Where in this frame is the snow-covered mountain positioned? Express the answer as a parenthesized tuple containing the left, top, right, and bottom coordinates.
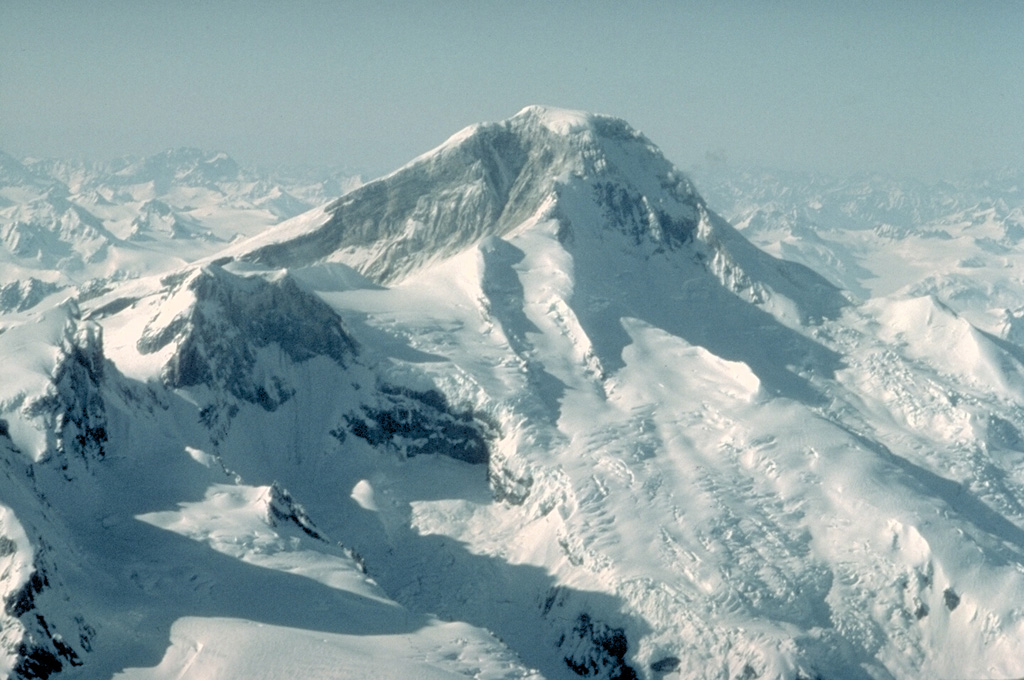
(692, 166, 1024, 326)
(2, 107, 1024, 680)
(0, 148, 361, 300)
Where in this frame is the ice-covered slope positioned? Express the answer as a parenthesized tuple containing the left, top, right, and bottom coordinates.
(0, 265, 537, 680)
(2, 108, 1024, 680)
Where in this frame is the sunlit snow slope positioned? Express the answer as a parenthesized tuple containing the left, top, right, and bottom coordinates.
(2, 107, 1024, 680)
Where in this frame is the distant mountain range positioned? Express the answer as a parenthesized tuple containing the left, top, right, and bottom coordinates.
(0, 147, 360, 309)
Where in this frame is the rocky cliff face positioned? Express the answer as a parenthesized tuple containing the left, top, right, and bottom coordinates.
(137, 265, 356, 409)
(23, 315, 108, 474)
(0, 430, 95, 680)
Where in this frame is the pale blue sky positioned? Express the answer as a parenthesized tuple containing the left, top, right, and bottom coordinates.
(2, 1, 1022, 179)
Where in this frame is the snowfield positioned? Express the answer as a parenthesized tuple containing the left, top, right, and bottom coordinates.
(2, 107, 1024, 680)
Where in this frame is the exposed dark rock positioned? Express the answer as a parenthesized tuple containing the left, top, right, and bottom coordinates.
(986, 414, 1024, 451)
(559, 613, 638, 680)
(265, 482, 326, 541)
(943, 588, 961, 611)
(263, 483, 370, 574)
(736, 663, 759, 680)
(344, 385, 495, 464)
(4, 551, 88, 680)
(75, 616, 95, 653)
(650, 656, 681, 673)
(540, 587, 571, 618)
(25, 320, 108, 467)
(85, 296, 138, 320)
(0, 535, 16, 557)
(6, 571, 48, 619)
(12, 641, 63, 679)
(592, 181, 696, 248)
(138, 265, 356, 410)
(15, 613, 85, 674)
(198, 401, 239, 444)
(489, 464, 534, 505)
(52, 635, 81, 666)
(0, 279, 63, 313)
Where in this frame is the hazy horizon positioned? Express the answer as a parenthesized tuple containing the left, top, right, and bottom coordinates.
(3, 1, 1022, 181)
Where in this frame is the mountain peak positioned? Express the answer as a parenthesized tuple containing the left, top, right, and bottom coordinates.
(136, 264, 356, 409)
(439, 106, 601, 147)
(235, 107, 844, 331)
(511, 104, 596, 135)
(240, 107, 702, 280)
(421, 105, 653, 177)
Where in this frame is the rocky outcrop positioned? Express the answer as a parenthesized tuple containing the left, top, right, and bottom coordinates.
(0, 279, 62, 314)
(138, 265, 357, 410)
(24, 316, 108, 471)
(0, 503, 93, 680)
(3, 553, 88, 680)
(342, 385, 495, 464)
(263, 482, 326, 542)
(558, 613, 637, 680)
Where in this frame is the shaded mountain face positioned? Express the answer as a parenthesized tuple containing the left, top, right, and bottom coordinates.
(2, 108, 1024, 680)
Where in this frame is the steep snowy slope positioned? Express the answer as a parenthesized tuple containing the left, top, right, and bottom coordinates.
(2, 108, 1024, 680)
(0, 266, 539, 680)
(233, 107, 1023, 679)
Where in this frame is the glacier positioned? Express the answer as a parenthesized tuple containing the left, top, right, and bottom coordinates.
(1, 107, 1024, 679)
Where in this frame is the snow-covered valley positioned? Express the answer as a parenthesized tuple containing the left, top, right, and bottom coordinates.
(2, 107, 1024, 680)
